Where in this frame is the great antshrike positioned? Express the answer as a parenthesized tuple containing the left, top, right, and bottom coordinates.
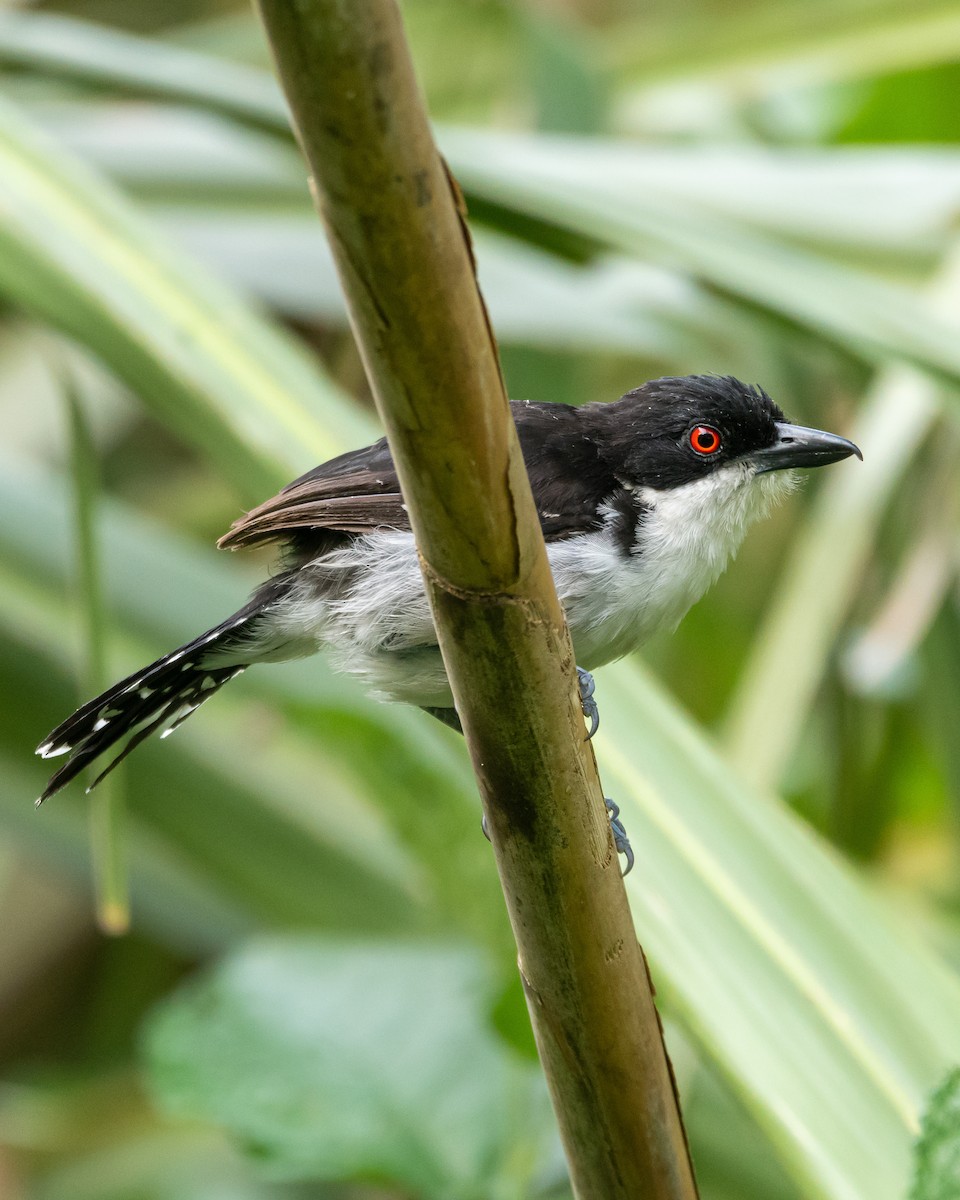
(37, 375, 860, 812)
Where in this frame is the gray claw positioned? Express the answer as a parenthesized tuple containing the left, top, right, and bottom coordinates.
(577, 667, 600, 739)
(605, 798, 634, 876)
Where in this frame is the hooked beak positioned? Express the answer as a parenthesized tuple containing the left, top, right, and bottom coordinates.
(753, 422, 862, 474)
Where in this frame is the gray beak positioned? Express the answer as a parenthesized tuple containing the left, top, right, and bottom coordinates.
(753, 422, 863, 474)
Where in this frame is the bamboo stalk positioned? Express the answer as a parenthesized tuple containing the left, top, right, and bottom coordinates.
(254, 3, 698, 1194)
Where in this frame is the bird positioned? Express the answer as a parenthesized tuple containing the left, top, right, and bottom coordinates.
(36, 374, 860, 804)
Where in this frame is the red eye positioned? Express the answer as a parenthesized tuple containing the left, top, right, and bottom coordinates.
(689, 425, 722, 456)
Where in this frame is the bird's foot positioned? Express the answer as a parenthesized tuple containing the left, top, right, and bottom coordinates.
(606, 798, 634, 876)
(577, 667, 600, 739)
(426, 674, 598, 739)
(482, 800, 634, 875)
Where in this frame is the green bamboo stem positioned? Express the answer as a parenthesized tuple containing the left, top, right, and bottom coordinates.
(253, 2, 698, 1195)
(67, 382, 130, 935)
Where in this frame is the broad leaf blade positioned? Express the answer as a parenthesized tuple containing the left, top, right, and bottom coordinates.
(0, 10, 289, 134)
(145, 940, 559, 1199)
(910, 1068, 960, 1200)
(605, 0, 960, 94)
(601, 659, 960, 1200)
(0, 94, 371, 503)
(442, 129, 960, 398)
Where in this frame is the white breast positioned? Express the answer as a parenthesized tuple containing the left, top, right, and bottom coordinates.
(553, 465, 796, 669)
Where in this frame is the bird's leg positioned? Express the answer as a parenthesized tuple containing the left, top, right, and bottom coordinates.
(577, 667, 600, 739)
(421, 706, 463, 734)
(576, 671, 632, 873)
(605, 798, 635, 876)
(482, 802, 633, 874)
(421, 693, 633, 875)
(423, 669, 599, 738)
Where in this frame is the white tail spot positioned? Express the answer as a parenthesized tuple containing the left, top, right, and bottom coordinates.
(160, 702, 199, 738)
(39, 742, 71, 759)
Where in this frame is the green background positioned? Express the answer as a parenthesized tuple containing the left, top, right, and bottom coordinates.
(1, 2, 960, 1197)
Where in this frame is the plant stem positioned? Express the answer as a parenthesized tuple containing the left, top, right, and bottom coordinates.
(254, 2, 698, 1194)
(67, 381, 130, 935)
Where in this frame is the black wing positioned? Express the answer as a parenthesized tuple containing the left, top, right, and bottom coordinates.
(218, 401, 618, 552)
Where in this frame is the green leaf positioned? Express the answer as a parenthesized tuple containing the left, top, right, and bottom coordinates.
(11, 11, 960, 270)
(723, 361, 938, 789)
(442, 129, 960, 397)
(0, 10, 289, 134)
(66, 375, 130, 934)
(723, 252, 960, 790)
(604, 0, 960, 95)
(599, 658, 960, 1200)
(11, 14, 960, 386)
(30, 1126, 304, 1200)
(21, 103, 752, 362)
(144, 939, 559, 1199)
(0, 93, 371, 504)
(910, 1068, 960, 1200)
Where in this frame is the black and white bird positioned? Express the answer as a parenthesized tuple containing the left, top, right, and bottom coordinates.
(36, 375, 860, 803)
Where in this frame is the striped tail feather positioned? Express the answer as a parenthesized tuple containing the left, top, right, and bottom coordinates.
(36, 608, 256, 804)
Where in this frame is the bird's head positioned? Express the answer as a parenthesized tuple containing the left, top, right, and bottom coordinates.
(596, 375, 861, 493)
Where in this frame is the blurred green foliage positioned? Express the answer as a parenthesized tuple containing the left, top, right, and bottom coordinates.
(1, 1, 960, 1198)
(910, 1067, 960, 1200)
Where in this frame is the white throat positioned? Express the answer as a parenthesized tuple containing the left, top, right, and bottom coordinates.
(550, 465, 797, 669)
